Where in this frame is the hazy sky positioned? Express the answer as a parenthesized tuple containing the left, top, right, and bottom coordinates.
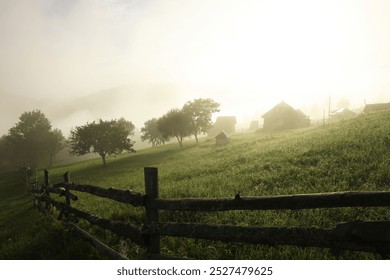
(1, 0, 390, 133)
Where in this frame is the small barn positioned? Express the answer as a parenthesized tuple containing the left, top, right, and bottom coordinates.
(215, 130, 230, 146)
(262, 101, 310, 130)
(330, 108, 356, 120)
(208, 116, 236, 138)
(363, 102, 390, 113)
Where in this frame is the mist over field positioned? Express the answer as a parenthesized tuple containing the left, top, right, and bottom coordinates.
(1, 0, 390, 136)
(2, 0, 390, 262)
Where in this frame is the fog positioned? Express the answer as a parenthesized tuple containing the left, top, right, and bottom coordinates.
(1, 0, 390, 136)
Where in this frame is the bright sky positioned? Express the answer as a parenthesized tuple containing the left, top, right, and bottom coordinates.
(1, 0, 390, 131)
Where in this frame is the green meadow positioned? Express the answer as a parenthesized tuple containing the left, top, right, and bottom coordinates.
(1, 110, 390, 259)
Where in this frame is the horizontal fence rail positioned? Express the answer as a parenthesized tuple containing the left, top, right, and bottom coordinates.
(148, 221, 390, 255)
(31, 186, 78, 201)
(31, 167, 390, 259)
(68, 223, 128, 260)
(52, 182, 145, 207)
(41, 195, 145, 246)
(154, 191, 390, 211)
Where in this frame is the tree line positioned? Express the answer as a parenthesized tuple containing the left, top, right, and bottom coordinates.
(141, 98, 220, 147)
(0, 98, 219, 171)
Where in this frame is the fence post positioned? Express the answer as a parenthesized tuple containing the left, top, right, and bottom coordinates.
(44, 169, 50, 186)
(42, 169, 50, 210)
(144, 167, 160, 256)
(24, 167, 29, 190)
(63, 172, 71, 207)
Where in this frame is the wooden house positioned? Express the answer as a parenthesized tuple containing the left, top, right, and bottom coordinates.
(330, 108, 356, 120)
(262, 101, 310, 130)
(215, 130, 230, 146)
(363, 102, 390, 113)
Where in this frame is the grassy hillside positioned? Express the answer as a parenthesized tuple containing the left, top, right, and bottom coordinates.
(2, 110, 390, 259)
(0, 171, 104, 259)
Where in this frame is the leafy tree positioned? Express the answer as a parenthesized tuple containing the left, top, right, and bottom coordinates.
(182, 98, 220, 143)
(140, 118, 167, 147)
(157, 109, 191, 147)
(0, 135, 13, 171)
(6, 110, 64, 168)
(69, 118, 135, 166)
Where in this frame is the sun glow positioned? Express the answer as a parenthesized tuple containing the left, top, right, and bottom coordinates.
(1, 0, 389, 133)
(126, 0, 388, 121)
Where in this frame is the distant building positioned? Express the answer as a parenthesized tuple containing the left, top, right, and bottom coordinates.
(208, 116, 236, 138)
(330, 108, 356, 120)
(249, 120, 259, 131)
(363, 102, 390, 113)
(262, 101, 310, 130)
(215, 130, 230, 146)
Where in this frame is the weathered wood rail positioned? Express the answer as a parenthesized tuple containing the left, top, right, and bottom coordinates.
(154, 191, 390, 211)
(31, 167, 390, 259)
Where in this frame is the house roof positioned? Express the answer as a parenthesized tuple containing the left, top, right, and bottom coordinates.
(215, 116, 237, 124)
(330, 108, 356, 115)
(262, 101, 307, 118)
(295, 109, 307, 117)
(363, 102, 390, 113)
(215, 130, 229, 139)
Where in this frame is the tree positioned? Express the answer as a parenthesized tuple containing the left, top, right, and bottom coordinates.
(140, 118, 167, 147)
(47, 128, 66, 168)
(69, 118, 135, 166)
(0, 135, 13, 172)
(6, 110, 64, 168)
(157, 109, 191, 147)
(182, 98, 220, 143)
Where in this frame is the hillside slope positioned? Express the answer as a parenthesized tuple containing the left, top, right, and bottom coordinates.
(0, 172, 104, 259)
(48, 110, 390, 197)
(2, 110, 390, 259)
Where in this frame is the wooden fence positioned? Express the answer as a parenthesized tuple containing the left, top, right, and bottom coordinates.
(31, 167, 390, 259)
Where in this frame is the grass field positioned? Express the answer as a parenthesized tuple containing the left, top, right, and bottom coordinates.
(1, 110, 390, 259)
(0, 171, 104, 259)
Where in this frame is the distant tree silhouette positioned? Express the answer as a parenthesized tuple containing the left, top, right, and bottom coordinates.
(182, 98, 220, 143)
(157, 109, 191, 147)
(5, 110, 65, 169)
(69, 118, 135, 166)
(0, 135, 14, 171)
(47, 128, 66, 168)
(140, 118, 168, 147)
